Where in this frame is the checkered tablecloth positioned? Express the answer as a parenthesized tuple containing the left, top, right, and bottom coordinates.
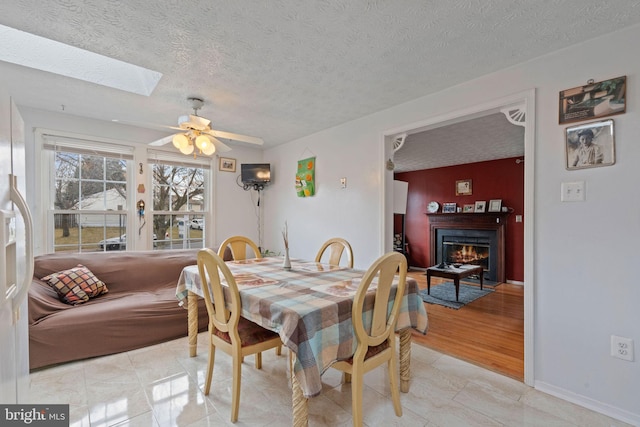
(175, 256, 428, 398)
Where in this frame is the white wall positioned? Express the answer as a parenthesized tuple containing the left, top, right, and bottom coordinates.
(264, 24, 640, 424)
(212, 145, 266, 248)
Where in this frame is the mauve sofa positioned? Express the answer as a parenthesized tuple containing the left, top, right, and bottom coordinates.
(28, 248, 228, 370)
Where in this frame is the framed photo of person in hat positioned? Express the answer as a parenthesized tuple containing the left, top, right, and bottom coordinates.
(565, 119, 615, 170)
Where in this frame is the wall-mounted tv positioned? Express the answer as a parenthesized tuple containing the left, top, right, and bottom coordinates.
(241, 163, 271, 184)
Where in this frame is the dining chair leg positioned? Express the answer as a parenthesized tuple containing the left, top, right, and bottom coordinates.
(276, 345, 282, 356)
(343, 372, 351, 383)
(351, 370, 364, 427)
(231, 354, 242, 423)
(255, 351, 263, 369)
(388, 355, 402, 416)
(204, 342, 215, 395)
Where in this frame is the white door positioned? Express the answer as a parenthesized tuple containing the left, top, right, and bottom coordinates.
(0, 89, 31, 404)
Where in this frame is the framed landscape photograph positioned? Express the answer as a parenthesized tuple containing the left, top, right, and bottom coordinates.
(488, 199, 502, 212)
(442, 202, 457, 213)
(474, 201, 486, 213)
(455, 179, 472, 196)
(463, 204, 475, 213)
(219, 157, 236, 172)
(558, 76, 626, 124)
(565, 119, 615, 170)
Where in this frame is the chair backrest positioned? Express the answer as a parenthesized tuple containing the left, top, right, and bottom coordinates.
(315, 238, 354, 268)
(197, 248, 242, 340)
(352, 252, 407, 356)
(217, 235, 262, 261)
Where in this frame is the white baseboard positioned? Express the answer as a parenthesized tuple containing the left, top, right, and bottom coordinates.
(506, 279, 524, 285)
(534, 380, 640, 426)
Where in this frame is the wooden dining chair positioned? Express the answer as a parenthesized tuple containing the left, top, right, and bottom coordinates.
(314, 237, 354, 268)
(197, 248, 282, 423)
(217, 236, 282, 357)
(217, 235, 262, 260)
(330, 251, 407, 427)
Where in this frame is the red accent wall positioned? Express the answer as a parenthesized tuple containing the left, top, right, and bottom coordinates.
(395, 157, 524, 282)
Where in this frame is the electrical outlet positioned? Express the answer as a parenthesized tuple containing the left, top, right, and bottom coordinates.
(340, 177, 347, 189)
(611, 335, 634, 361)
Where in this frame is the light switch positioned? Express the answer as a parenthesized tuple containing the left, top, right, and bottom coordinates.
(561, 181, 585, 202)
(340, 177, 347, 189)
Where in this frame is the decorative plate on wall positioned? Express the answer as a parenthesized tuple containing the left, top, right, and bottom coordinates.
(427, 201, 440, 213)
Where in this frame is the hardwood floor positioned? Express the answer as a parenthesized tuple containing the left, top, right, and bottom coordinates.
(408, 270, 525, 381)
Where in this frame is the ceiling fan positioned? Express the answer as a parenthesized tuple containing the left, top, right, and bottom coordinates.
(148, 97, 264, 156)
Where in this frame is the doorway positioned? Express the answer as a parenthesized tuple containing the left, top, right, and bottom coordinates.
(383, 89, 535, 385)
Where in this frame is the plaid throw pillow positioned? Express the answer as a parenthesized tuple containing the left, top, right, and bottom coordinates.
(41, 265, 108, 305)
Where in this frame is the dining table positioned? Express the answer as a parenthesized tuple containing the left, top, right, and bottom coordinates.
(175, 255, 428, 426)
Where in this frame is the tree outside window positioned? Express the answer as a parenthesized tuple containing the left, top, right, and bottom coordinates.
(52, 151, 128, 252)
(151, 162, 206, 250)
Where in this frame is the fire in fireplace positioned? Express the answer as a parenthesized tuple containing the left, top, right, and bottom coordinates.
(443, 242, 489, 270)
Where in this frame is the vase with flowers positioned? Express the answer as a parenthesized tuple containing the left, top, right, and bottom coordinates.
(282, 221, 291, 270)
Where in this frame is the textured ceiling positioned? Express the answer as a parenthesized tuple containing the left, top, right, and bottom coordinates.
(1, 1, 640, 169)
(394, 112, 525, 172)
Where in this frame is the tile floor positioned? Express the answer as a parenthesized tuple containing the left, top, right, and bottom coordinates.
(26, 332, 630, 427)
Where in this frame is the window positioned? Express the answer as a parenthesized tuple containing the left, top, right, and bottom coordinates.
(148, 151, 209, 250)
(42, 134, 133, 253)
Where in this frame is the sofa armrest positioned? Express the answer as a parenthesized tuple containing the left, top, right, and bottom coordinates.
(28, 279, 71, 325)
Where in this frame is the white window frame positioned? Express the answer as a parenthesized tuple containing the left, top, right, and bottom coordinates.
(37, 129, 135, 253)
(147, 149, 211, 250)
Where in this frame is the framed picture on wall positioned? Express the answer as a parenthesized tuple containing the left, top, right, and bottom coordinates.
(565, 119, 615, 170)
(558, 76, 626, 125)
(455, 179, 472, 196)
(474, 201, 486, 213)
(219, 157, 236, 172)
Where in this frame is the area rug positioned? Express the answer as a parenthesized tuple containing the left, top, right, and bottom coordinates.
(419, 282, 494, 309)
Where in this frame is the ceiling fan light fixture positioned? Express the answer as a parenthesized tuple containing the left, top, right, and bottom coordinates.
(202, 143, 216, 156)
(195, 134, 211, 151)
(172, 133, 189, 150)
(179, 141, 194, 155)
(195, 134, 216, 155)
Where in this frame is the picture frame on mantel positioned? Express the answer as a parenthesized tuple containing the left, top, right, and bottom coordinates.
(463, 204, 475, 213)
(442, 202, 457, 213)
(488, 199, 502, 212)
(474, 201, 486, 213)
(455, 179, 472, 196)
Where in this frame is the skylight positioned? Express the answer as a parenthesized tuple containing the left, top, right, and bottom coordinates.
(0, 24, 162, 96)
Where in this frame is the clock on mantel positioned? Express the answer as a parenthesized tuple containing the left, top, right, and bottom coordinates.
(426, 201, 440, 213)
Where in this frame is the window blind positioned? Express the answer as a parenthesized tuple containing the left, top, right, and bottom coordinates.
(147, 149, 212, 169)
(42, 134, 135, 159)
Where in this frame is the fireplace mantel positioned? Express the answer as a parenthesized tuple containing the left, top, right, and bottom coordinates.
(426, 212, 509, 282)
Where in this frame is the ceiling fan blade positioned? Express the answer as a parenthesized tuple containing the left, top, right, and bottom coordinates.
(209, 136, 232, 153)
(207, 130, 264, 146)
(149, 135, 174, 146)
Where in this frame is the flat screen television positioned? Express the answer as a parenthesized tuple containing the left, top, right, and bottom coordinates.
(241, 163, 271, 184)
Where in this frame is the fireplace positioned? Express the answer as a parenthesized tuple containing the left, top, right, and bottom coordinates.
(427, 212, 508, 283)
(437, 228, 496, 281)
